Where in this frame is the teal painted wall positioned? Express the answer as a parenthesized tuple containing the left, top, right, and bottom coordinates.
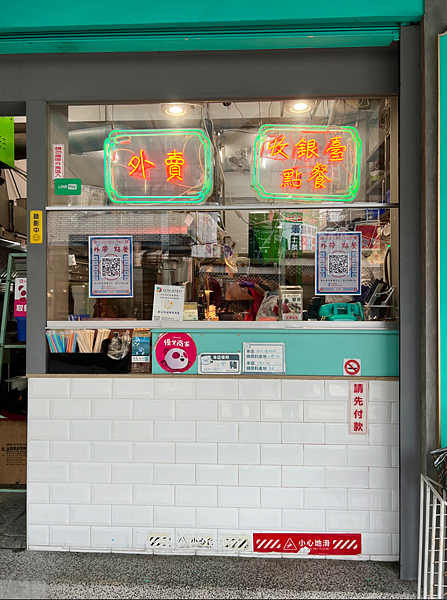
(0, 28, 401, 54)
(1, 1, 423, 31)
(0, 1, 423, 54)
(151, 329, 399, 376)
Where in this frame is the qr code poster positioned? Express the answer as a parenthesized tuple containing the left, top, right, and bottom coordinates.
(89, 236, 133, 298)
(315, 232, 361, 295)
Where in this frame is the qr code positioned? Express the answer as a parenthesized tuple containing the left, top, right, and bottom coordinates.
(101, 257, 121, 278)
(328, 254, 349, 276)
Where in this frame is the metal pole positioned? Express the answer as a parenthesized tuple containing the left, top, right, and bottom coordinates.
(419, 476, 426, 599)
(437, 494, 445, 598)
(45, 202, 400, 212)
(0, 254, 13, 374)
(425, 484, 432, 599)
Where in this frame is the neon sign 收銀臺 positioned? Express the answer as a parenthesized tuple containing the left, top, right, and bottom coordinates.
(252, 125, 362, 202)
(104, 129, 213, 204)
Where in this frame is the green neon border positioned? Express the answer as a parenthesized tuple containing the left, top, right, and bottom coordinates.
(104, 129, 213, 204)
(251, 124, 362, 202)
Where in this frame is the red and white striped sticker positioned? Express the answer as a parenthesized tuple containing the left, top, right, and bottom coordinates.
(253, 533, 361, 555)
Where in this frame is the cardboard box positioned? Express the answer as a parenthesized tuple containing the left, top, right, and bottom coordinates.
(0, 420, 26, 484)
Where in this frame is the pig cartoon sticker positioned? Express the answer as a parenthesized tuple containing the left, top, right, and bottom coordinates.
(155, 333, 197, 373)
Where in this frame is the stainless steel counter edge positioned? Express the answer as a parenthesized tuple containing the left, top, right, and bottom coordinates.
(27, 373, 399, 379)
(47, 320, 399, 330)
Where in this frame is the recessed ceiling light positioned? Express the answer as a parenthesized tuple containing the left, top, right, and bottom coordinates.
(285, 100, 315, 114)
(161, 103, 190, 117)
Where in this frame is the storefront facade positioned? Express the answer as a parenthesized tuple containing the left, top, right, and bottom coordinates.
(0, 0, 430, 580)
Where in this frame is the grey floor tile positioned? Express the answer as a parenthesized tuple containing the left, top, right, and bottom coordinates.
(0, 549, 417, 599)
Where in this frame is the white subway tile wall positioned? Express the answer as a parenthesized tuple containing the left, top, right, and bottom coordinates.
(27, 377, 399, 560)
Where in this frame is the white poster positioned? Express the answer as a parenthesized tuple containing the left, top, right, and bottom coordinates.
(349, 380, 368, 434)
(198, 353, 241, 374)
(191, 213, 218, 258)
(316, 232, 362, 295)
(52, 144, 64, 179)
(152, 285, 185, 321)
(243, 343, 285, 374)
(283, 222, 317, 252)
(89, 236, 133, 298)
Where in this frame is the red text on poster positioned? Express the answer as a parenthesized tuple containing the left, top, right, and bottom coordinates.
(349, 380, 368, 434)
(52, 144, 64, 179)
(14, 277, 26, 317)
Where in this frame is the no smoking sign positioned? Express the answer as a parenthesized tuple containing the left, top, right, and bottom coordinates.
(343, 358, 361, 376)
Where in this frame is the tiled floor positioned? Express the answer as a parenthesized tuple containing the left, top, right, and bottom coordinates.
(0, 490, 417, 599)
(0, 490, 26, 549)
(0, 549, 417, 599)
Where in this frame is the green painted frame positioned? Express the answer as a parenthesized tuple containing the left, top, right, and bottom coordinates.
(104, 129, 213, 204)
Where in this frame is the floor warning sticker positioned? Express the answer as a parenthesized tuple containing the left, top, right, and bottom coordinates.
(253, 533, 361, 555)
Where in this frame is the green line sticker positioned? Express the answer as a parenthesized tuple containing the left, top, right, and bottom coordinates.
(54, 178, 82, 195)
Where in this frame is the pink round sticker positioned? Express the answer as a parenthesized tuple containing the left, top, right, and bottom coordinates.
(155, 332, 197, 373)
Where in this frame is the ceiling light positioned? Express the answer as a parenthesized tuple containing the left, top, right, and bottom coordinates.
(285, 100, 315, 115)
(161, 103, 190, 117)
(292, 102, 309, 112)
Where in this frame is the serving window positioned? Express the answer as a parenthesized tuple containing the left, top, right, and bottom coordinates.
(47, 99, 399, 325)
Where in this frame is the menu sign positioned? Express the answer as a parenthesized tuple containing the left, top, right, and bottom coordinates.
(89, 236, 133, 298)
(252, 125, 361, 202)
(316, 232, 361, 295)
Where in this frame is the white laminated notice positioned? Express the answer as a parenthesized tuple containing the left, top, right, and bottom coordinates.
(243, 342, 285, 374)
(349, 380, 368, 434)
(52, 144, 64, 179)
(198, 353, 241, 374)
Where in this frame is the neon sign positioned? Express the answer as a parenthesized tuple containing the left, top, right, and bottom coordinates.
(281, 168, 303, 189)
(268, 135, 289, 159)
(308, 163, 332, 189)
(165, 150, 185, 182)
(252, 125, 362, 202)
(295, 138, 319, 161)
(104, 129, 213, 204)
(128, 150, 155, 179)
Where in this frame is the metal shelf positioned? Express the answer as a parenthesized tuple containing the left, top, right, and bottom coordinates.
(3, 344, 26, 349)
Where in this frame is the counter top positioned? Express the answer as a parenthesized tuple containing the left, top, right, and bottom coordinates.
(47, 320, 399, 331)
(27, 373, 399, 379)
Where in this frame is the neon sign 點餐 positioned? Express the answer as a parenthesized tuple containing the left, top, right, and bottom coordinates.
(104, 129, 213, 204)
(252, 125, 362, 202)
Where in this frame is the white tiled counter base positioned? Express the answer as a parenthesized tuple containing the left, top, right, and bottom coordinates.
(27, 377, 399, 559)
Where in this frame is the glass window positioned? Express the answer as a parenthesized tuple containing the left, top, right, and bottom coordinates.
(47, 99, 398, 325)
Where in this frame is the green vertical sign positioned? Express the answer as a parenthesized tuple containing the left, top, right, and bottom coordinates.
(440, 33, 447, 446)
(249, 212, 285, 261)
(0, 117, 14, 168)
